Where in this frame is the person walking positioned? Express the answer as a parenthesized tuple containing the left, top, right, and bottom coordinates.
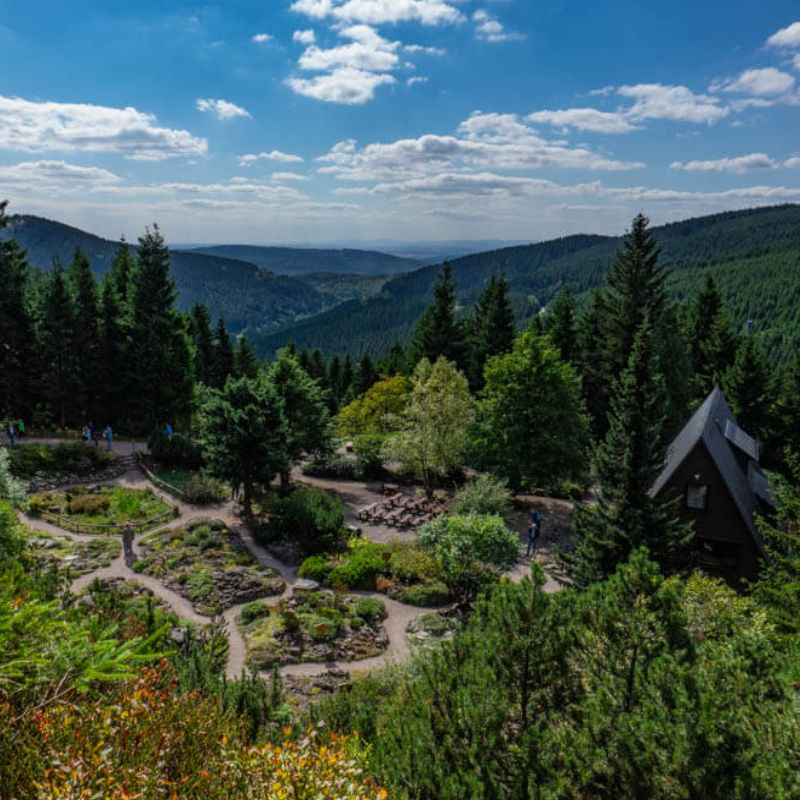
(17, 419, 24, 439)
(122, 519, 135, 560)
(103, 424, 113, 450)
(88, 421, 98, 447)
(525, 522, 540, 558)
(6, 421, 17, 446)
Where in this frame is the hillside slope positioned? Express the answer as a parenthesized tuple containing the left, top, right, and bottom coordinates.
(185, 244, 421, 275)
(252, 204, 800, 360)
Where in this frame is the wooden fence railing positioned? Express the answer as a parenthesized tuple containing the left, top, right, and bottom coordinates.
(37, 505, 179, 536)
(134, 454, 189, 503)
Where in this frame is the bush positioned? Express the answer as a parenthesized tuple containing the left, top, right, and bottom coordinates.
(327, 543, 390, 590)
(354, 434, 385, 477)
(302, 456, 361, 480)
(259, 487, 346, 556)
(453, 475, 513, 518)
(306, 615, 339, 641)
(354, 596, 387, 622)
(240, 601, 271, 625)
(147, 428, 203, 469)
(348, 616, 365, 629)
(182, 473, 228, 504)
(8, 442, 116, 479)
(389, 542, 441, 583)
(67, 494, 111, 516)
(298, 555, 332, 583)
(401, 581, 451, 607)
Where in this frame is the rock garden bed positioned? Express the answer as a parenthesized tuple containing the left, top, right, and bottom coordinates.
(406, 611, 459, 649)
(26, 529, 121, 576)
(133, 517, 285, 615)
(28, 485, 177, 533)
(240, 591, 389, 669)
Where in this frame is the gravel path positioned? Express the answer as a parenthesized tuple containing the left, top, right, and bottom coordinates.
(24, 461, 564, 683)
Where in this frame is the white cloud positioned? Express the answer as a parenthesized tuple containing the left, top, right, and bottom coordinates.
(785, 157, 800, 169)
(618, 83, 728, 124)
(766, 21, 800, 48)
(298, 25, 401, 72)
(403, 43, 445, 55)
(711, 67, 795, 96)
(473, 9, 524, 42)
(251, 32, 273, 43)
(237, 150, 305, 165)
(407, 76, 428, 86)
(272, 171, 311, 181)
(0, 159, 121, 187)
(0, 95, 207, 160)
(669, 153, 778, 173)
(195, 98, 251, 120)
(293, 29, 316, 44)
(287, 67, 396, 104)
(794, 54, 800, 72)
(371, 171, 558, 197)
(526, 108, 638, 134)
(290, 0, 467, 26)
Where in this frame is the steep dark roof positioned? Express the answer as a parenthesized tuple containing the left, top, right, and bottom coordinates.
(651, 387, 771, 557)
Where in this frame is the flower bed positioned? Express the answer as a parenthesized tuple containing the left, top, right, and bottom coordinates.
(241, 591, 388, 668)
(134, 517, 285, 615)
(26, 529, 121, 576)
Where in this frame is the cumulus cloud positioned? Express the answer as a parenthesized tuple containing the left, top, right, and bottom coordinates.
(297, 25, 401, 72)
(290, 0, 467, 26)
(766, 21, 800, 48)
(0, 95, 207, 160)
(293, 29, 316, 44)
(669, 153, 779, 173)
(785, 156, 800, 169)
(473, 9, 524, 42)
(272, 171, 311, 181)
(237, 150, 305, 166)
(251, 32, 273, 43)
(710, 68, 795, 96)
(0, 159, 121, 187)
(619, 83, 728, 124)
(287, 67, 396, 104)
(196, 98, 251, 120)
(403, 43, 445, 55)
(526, 108, 638, 134)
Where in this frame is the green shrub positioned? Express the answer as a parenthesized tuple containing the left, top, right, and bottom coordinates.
(327, 543, 390, 589)
(147, 428, 203, 469)
(259, 487, 346, 556)
(302, 456, 361, 480)
(9, 442, 117, 479)
(28, 492, 58, 516)
(240, 601, 271, 625)
(401, 581, 451, 607)
(354, 435, 385, 477)
(389, 542, 441, 583)
(348, 616, 365, 629)
(354, 596, 387, 622)
(306, 615, 339, 641)
(182, 473, 228, 504)
(453, 475, 513, 518)
(298, 555, 332, 582)
(66, 494, 110, 516)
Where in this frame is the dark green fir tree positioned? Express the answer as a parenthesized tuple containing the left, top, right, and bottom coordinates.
(211, 317, 235, 389)
(546, 286, 578, 363)
(67, 248, 101, 419)
(468, 271, 516, 388)
(189, 304, 215, 386)
(98, 274, 130, 428)
(234, 335, 260, 380)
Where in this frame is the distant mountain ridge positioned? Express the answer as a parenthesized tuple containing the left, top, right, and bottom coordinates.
(184, 244, 421, 276)
(251, 204, 800, 362)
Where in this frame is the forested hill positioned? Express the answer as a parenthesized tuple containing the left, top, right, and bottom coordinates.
(252, 204, 800, 360)
(185, 244, 421, 276)
(1, 215, 329, 334)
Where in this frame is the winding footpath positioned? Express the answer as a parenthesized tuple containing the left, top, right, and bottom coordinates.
(23, 460, 563, 681)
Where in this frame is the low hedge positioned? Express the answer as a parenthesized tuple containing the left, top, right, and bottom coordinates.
(401, 581, 451, 607)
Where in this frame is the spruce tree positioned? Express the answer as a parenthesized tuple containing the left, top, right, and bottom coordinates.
(0, 202, 36, 419)
(685, 274, 737, 398)
(410, 262, 468, 370)
(546, 286, 578, 363)
(569, 321, 692, 587)
(352, 352, 378, 397)
(234, 336, 260, 379)
(775, 348, 800, 459)
(189, 304, 215, 386)
(574, 291, 607, 432)
(98, 275, 130, 427)
(468, 272, 515, 388)
(129, 225, 193, 432)
(109, 237, 136, 309)
(722, 334, 776, 446)
(67, 248, 101, 419)
(211, 317, 235, 389)
(378, 341, 406, 376)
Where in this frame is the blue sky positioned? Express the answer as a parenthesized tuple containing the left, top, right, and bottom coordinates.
(1, 0, 799, 244)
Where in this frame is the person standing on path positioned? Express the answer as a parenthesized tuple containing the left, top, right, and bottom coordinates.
(165, 422, 173, 439)
(6, 421, 17, 446)
(103, 424, 113, 450)
(17, 419, 24, 439)
(122, 519, 135, 560)
(525, 522, 540, 558)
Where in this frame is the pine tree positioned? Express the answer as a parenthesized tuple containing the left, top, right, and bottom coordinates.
(546, 286, 577, 363)
(98, 275, 130, 428)
(109, 237, 136, 309)
(341, 353, 354, 401)
(211, 317, 235, 389)
(468, 272, 515, 388)
(685, 274, 737, 398)
(189, 304, 215, 386)
(775, 348, 800, 459)
(39, 259, 78, 427)
(351, 352, 378, 397)
(327, 354, 343, 411)
(574, 291, 607, 432)
(410, 262, 468, 370)
(234, 336, 260, 379)
(569, 321, 692, 587)
(722, 334, 776, 446)
(378, 341, 406, 376)
(67, 248, 101, 419)
(0, 202, 36, 419)
(128, 225, 194, 432)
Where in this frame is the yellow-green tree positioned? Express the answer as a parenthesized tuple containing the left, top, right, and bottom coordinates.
(336, 374, 410, 438)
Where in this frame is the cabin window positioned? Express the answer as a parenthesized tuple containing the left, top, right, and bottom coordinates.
(697, 538, 738, 569)
(686, 483, 708, 510)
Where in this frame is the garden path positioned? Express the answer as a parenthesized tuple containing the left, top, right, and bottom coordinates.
(23, 456, 564, 682)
